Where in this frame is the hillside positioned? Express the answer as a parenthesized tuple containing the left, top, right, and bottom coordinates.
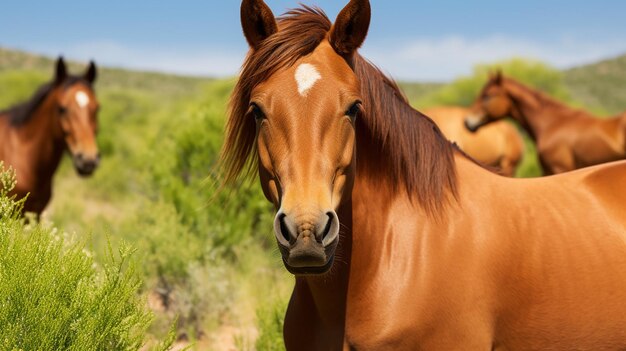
(0, 47, 442, 106)
(0, 47, 211, 100)
(564, 53, 626, 114)
(3, 47, 625, 114)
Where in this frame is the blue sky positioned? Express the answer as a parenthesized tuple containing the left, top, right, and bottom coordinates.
(2, 1, 626, 81)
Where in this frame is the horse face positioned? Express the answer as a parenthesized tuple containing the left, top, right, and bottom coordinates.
(56, 61, 100, 177)
(465, 72, 513, 132)
(240, 0, 370, 275)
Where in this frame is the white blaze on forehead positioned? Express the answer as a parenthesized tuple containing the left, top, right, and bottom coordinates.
(295, 63, 321, 96)
(75, 91, 90, 108)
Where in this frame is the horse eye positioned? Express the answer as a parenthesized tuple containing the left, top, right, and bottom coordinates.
(346, 101, 361, 119)
(58, 106, 67, 115)
(251, 104, 265, 121)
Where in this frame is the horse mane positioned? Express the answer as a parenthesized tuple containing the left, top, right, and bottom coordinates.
(0, 76, 89, 127)
(221, 6, 458, 214)
(497, 76, 570, 111)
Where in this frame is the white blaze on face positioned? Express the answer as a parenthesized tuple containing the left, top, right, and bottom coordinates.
(295, 63, 321, 96)
(75, 91, 90, 108)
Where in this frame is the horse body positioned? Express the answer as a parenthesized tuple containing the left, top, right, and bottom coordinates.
(467, 75, 626, 174)
(280, 116, 626, 349)
(425, 106, 524, 176)
(537, 110, 626, 171)
(0, 103, 65, 214)
(227, 1, 626, 349)
(290, 157, 626, 350)
(0, 58, 99, 215)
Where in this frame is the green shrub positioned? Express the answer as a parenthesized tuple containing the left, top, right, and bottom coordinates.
(0, 164, 171, 350)
(0, 70, 48, 109)
(255, 299, 287, 351)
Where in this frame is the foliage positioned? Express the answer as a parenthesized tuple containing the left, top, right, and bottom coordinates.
(0, 162, 25, 218)
(255, 299, 288, 351)
(564, 54, 626, 115)
(0, 70, 48, 109)
(0, 166, 171, 350)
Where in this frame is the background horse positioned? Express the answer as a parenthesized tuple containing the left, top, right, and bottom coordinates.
(0, 57, 100, 215)
(465, 72, 626, 174)
(424, 106, 523, 176)
(223, 0, 626, 349)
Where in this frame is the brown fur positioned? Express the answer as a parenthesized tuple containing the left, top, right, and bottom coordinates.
(425, 106, 524, 176)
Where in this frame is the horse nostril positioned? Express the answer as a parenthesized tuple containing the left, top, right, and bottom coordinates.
(75, 153, 84, 161)
(279, 213, 292, 243)
(320, 212, 334, 240)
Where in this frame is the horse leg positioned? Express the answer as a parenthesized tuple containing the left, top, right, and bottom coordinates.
(499, 157, 515, 177)
(549, 152, 575, 174)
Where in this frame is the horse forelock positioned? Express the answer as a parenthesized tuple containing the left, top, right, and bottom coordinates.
(221, 5, 458, 215)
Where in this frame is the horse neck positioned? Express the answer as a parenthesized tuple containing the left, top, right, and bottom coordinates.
(300, 150, 450, 327)
(12, 96, 66, 180)
(503, 80, 568, 141)
(298, 195, 353, 325)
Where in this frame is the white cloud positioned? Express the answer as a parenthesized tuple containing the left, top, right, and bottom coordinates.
(26, 36, 626, 81)
(362, 35, 626, 81)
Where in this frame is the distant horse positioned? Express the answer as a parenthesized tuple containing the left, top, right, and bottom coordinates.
(424, 106, 523, 176)
(465, 72, 626, 174)
(0, 57, 100, 215)
(222, 1, 626, 349)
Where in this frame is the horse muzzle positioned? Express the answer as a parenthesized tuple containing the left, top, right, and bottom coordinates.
(73, 152, 100, 177)
(464, 114, 486, 133)
(274, 209, 340, 275)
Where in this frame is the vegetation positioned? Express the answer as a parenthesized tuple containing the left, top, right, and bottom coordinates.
(564, 54, 626, 115)
(1, 47, 624, 349)
(0, 163, 173, 350)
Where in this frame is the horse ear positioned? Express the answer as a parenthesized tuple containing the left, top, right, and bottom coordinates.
(330, 0, 371, 56)
(240, 0, 277, 49)
(84, 61, 97, 83)
(494, 70, 503, 85)
(54, 56, 67, 85)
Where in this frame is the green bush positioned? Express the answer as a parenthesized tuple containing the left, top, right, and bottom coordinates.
(255, 299, 287, 351)
(0, 163, 171, 350)
(0, 70, 48, 108)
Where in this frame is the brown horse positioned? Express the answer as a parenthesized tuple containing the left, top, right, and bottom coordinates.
(465, 72, 626, 175)
(0, 57, 100, 215)
(223, 0, 626, 349)
(424, 106, 524, 176)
